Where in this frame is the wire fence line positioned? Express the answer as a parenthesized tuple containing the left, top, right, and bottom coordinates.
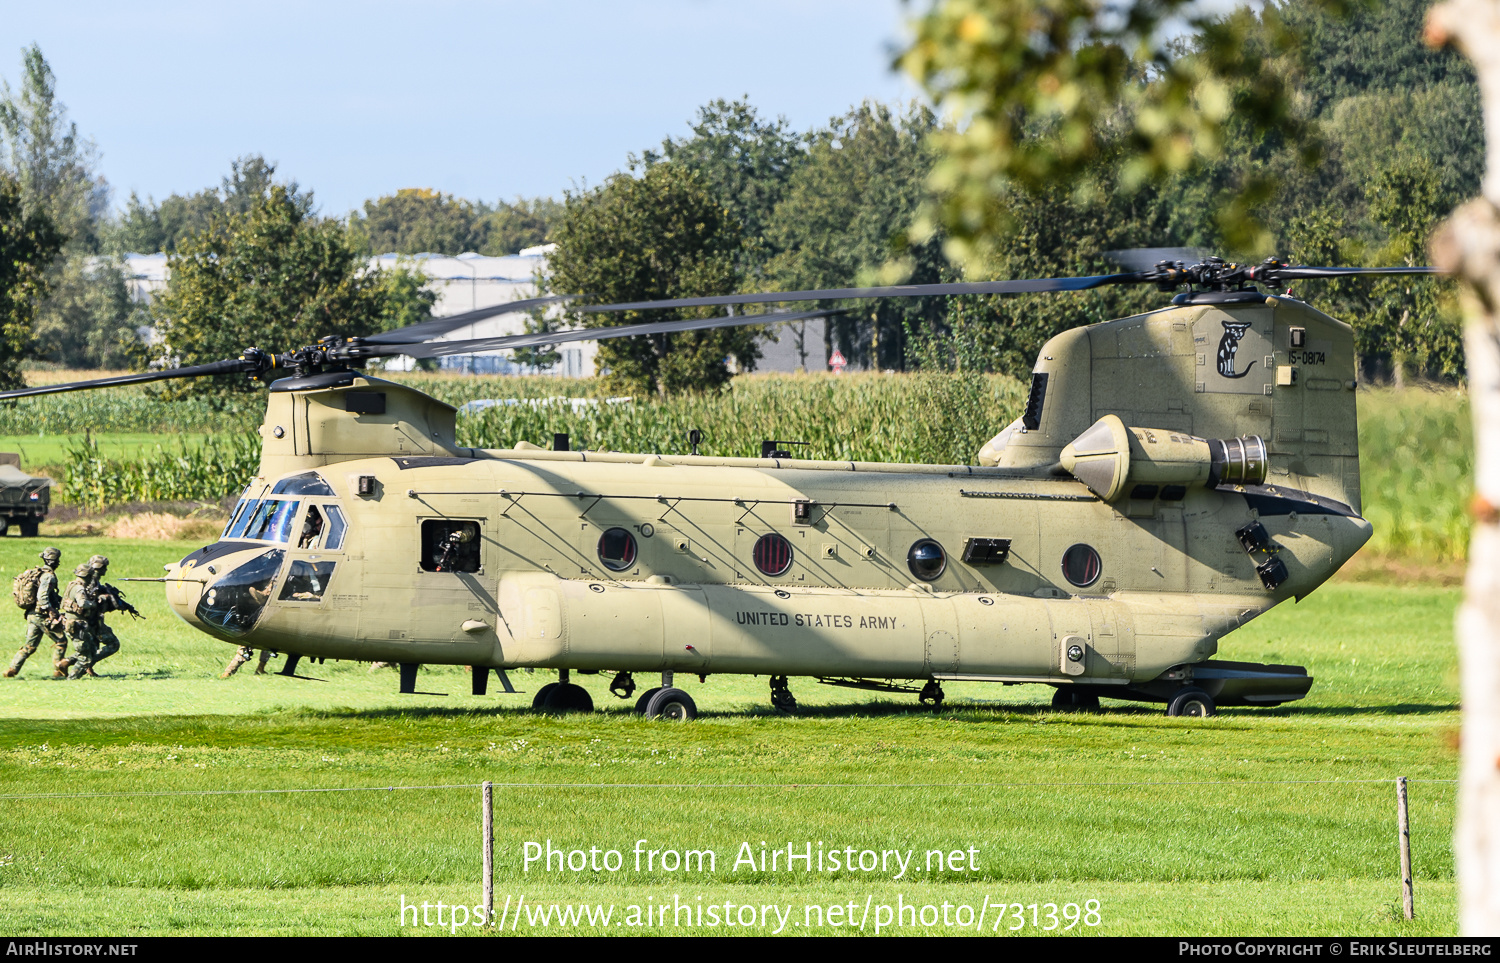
(0, 776, 1459, 800)
(0, 774, 1444, 921)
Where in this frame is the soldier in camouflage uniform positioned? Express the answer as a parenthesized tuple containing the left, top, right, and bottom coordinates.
(3, 547, 68, 678)
(219, 580, 275, 677)
(63, 555, 121, 680)
(220, 645, 274, 677)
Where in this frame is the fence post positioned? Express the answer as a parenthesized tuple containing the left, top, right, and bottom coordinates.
(482, 781, 494, 926)
(1398, 776, 1415, 920)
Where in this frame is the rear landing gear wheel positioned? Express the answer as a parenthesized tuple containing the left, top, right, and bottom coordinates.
(634, 687, 662, 715)
(544, 683, 594, 713)
(919, 679, 945, 709)
(1166, 688, 1215, 718)
(645, 687, 696, 721)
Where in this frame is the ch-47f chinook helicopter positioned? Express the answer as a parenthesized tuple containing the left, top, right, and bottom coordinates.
(0, 256, 1439, 719)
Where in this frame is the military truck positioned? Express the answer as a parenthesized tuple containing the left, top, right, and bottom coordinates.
(0, 456, 51, 537)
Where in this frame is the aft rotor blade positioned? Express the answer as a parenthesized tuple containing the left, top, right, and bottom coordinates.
(363, 295, 576, 345)
(576, 274, 1141, 314)
(383, 308, 845, 360)
(1266, 265, 1444, 281)
(0, 358, 259, 401)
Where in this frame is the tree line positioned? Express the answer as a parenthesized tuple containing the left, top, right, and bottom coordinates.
(0, 0, 1476, 395)
(0, 46, 559, 386)
(551, 0, 1472, 395)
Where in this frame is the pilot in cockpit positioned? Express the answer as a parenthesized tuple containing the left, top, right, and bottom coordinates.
(298, 507, 324, 549)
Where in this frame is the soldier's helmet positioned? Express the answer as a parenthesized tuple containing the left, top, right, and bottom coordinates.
(39, 547, 60, 565)
(87, 555, 108, 571)
(73, 563, 92, 578)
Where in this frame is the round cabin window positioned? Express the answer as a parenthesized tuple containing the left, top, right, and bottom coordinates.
(753, 533, 793, 577)
(1061, 543, 1102, 587)
(907, 539, 946, 581)
(597, 528, 638, 572)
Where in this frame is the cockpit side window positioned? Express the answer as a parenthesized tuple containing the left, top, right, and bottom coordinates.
(321, 505, 347, 551)
(298, 506, 325, 549)
(278, 560, 335, 601)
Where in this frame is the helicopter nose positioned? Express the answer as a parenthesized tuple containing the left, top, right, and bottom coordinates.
(165, 544, 285, 640)
(172, 546, 287, 641)
(164, 559, 207, 620)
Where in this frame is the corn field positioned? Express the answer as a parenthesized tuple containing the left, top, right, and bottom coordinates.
(62, 433, 260, 510)
(0, 388, 263, 435)
(454, 372, 1027, 466)
(1356, 386, 1473, 562)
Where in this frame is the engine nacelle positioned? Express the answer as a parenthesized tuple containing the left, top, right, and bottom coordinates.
(1060, 414, 1267, 503)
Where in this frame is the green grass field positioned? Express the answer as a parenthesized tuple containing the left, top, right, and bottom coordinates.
(0, 377, 1471, 936)
(0, 537, 1462, 936)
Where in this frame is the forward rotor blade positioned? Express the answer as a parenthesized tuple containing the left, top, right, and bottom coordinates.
(363, 295, 575, 345)
(576, 274, 1140, 314)
(0, 358, 258, 401)
(381, 308, 845, 360)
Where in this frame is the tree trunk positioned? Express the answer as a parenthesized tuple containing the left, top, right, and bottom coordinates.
(1427, 0, 1500, 936)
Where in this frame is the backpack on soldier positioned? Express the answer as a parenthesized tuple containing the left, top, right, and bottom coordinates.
(12, 567, 44, 610)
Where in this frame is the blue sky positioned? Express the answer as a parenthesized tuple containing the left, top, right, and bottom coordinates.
(3, 1, 922, 216)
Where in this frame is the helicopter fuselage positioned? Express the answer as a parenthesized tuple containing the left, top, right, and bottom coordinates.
(167, 448, 1367, 692)
(160, 292, 1371, 711)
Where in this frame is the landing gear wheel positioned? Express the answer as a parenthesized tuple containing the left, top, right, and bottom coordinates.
(634, 687, 662, 715)
(1051, 688, 1100, 711)
(1166, 688, 1216, 718)
(645, 687, 696, 721)
(609, 672, 636, 699)
(532, 682, 558, 710)
(543, 683, 594, 713)
(19, 520, 37, 538)
(769, 675, 797, 713)
(919, 679, 945, 709)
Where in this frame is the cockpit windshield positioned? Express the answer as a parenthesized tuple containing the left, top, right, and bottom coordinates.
(222, 484, 264, 539)
(239, 499, 301, 543)
(221, 473, 346, 548)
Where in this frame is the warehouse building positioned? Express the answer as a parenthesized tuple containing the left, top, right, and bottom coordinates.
(122, 249, 826, 376)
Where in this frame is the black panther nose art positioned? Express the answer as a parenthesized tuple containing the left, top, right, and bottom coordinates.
(1217, 320, 1255, 378)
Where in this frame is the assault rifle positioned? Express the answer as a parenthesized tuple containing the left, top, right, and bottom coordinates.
(96, 583, 144, 621)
